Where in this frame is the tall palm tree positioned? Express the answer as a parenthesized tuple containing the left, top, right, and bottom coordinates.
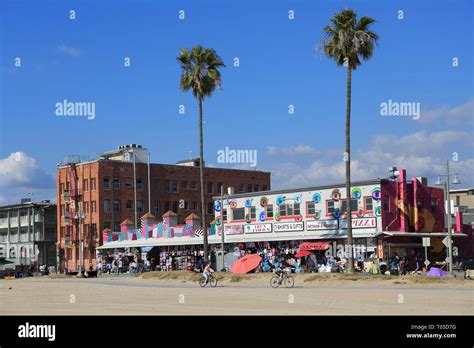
(177, 45, 225, 262)
(319, 9, 378, 273)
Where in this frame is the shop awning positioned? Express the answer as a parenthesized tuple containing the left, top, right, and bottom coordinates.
(382, 232, 467, 238)
(299, 241, 331, 251)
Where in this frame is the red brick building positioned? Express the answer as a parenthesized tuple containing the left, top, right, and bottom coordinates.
(56, 145, 270, 272)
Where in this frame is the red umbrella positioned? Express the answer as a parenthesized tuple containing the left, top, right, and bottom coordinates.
(230, 254, 262, 274)
(295, 250, 311, 258)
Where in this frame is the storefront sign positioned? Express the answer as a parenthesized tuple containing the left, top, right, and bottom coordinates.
(274, 222, 304, 233)
(244, 223, 273, 234)
(306, 219, 338, 231)
(340, 217, 376, 229)
(224, 225, 244, 235)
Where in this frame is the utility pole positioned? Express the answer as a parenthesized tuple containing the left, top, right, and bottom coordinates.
(220, 186, 225, 271)
(445, 160, 453, 274)
(436, 158, 460, 275)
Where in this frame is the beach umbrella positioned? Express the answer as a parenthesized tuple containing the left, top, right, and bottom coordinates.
(295, 250, 311, 258)
(427, 267, 448, 277)
(230, 254, 262, 274)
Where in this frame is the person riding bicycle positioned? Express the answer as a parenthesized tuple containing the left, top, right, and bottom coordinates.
(203, 262, 214, 284)
(273, 262, 287, 281)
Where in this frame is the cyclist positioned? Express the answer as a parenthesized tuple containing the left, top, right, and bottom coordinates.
(203, 262, 214, 285)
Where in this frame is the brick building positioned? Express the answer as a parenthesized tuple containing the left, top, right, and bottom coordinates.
(56, 145, 270, 272)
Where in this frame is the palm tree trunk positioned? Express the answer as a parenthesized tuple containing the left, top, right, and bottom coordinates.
(198, 95, 209, 262)
(345, 66, 354, 273)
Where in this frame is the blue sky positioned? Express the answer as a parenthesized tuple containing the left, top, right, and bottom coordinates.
(0, 0, 473, 204)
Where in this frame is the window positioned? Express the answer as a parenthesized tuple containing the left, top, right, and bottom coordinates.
(136, 179, 143, 191)
(91, 201, 96, 213)
(249, 206, 256, 220)
(222, 209, 227, 222)
(190, 181, 198, 190)
(113, 200, 121, 212)
(278, 203, 299, 217)
(266, 205, 274, 218)
(382, 196, 390, 212)
(171, 180, 178, 192)
(207, 182, 213, 194)
(207, 202, 214, 214)
(137, 201, 143, 213)
(262, 185, 268, 191)
(83, 201, 89, 214)
(217, 182, 223, 194)
(153, 179, 160, 192)
(430, 197, 437, 210)
(341, 199, 358, 214)
(91, 178, 96, 191)
(239, 184, 244, 193)
(294, 203, 301, 215)
(164, 180, 170, 192)
(153, 201, 160, 214)
(126, 200, 133, 209)
(83, 179, 88, 192)
(165, 201, 171, 212)
(103, 177, 111, 190)
(172, 201, 178, 213)
(247, 184, 252, 193)
(114, 223, 120, 232)
(191, 202, 198, 211)
(364, 197, 373, 212)
(327, 200, 335, 214)
(232, 208, 245, 220)
(254, 184, 259, 192)
(181, 180, 187, 190)
(125, 177, 133, 187)
(104, 200, 110, 213)
(113, 178, 120, 190)
(307, 202, 315, 216)
(416, 197, 423, 209)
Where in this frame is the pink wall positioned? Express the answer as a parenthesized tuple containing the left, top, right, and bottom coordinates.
(381, 173, 445, 232)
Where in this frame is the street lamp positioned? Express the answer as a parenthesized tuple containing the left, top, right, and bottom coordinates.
(435, 159, 461, 275)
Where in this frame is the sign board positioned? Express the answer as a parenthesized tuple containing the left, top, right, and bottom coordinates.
(306, 219, 338, 231)
(424, 259, 430, 267)
(377, 240, 383, 259)
(224, 225, 244, 235)
(442, 237, 452, 247)
(244, 223, 272, 234)
(340, 217, 377, 229)
(422, 237, 431, 247)
(274, 222, 304, 233)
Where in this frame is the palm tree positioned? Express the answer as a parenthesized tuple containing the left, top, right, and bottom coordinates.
(177, 45, 225, 262)
(318, 9, 378, 273)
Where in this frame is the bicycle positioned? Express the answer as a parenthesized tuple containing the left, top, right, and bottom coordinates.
(270, 269, 294, 288)
(199, 272, 217, 287)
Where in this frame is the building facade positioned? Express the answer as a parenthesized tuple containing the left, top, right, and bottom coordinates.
(56, 144, 270, 271)
(450, 188, 474, 227)
(0, 200, 57, 268)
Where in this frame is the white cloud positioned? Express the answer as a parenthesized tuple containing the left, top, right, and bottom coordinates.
(267, 144, 320, 157)
(420, 96, 473, 126)
(57, 44, 80, 58)
(0, 152, 54, 189)
(266, 131, 474, 190)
